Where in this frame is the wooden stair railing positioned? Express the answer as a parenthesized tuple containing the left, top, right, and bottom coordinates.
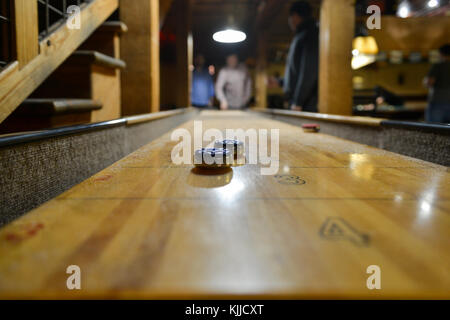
(0, 0, 119, 124)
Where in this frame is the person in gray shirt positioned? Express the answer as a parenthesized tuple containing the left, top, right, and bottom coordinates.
(215, 54, 252, 110)
(424, 44, 450, 124)
(283, 1, 319, 112)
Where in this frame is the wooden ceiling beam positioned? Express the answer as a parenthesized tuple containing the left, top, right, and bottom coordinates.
(255, 0, 289, 30)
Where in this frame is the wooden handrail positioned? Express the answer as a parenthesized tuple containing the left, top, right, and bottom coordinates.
(0, 107, 194, 147)
(252, 108, 384, 127)
(125, 108, 195, 125)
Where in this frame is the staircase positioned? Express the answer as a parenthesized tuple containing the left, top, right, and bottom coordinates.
(0, 20, 127, 134)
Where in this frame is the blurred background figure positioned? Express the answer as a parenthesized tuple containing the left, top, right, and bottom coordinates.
(374, 86, 404, 108)
(424, 44, 450, 124)
(215, 54, 252, 110)
(284, 1, 319, 112)
(191, 54, 215, 109)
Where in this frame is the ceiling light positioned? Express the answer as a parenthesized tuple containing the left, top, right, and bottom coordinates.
(212, 29, 247, 44)
(353, 36, 379, 55)
(398, 2, 410, 18)
(427, 0, 439, 8)
(352, 55, 377, 70)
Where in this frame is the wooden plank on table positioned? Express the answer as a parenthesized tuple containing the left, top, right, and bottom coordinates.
(0, 0, 119, 124)
(0, 111, 448, 299)
(14, 0, 39, 68)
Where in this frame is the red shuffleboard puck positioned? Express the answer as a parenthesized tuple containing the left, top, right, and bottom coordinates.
(302, 123, 320, 133)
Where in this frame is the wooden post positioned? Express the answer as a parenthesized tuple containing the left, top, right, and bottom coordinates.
(255, 32, 268, 108)
(319, 0, 354, 115)
(14, 0, 39, 68)
(174, 0, 192, 108)
(120, 0, 160, 115)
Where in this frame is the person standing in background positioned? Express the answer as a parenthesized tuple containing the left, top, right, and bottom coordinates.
(191, 54, 215, 109)
(424, 44, 450, 123)
(215, 54, 252, 110)
(283, 1, 319, 112)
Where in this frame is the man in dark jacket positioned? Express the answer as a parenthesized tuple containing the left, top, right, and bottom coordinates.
(283, 1, 319, 112)
(424, 44, 450, 123)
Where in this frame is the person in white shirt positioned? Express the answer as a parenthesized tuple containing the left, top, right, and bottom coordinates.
(215, 54, 253, 110)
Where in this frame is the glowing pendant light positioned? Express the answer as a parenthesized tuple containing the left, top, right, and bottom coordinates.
(213, 29, 246, 43)
(213, 14, 246, 44)
(353, 36, 379, 55)
(351, 23, 380, 70)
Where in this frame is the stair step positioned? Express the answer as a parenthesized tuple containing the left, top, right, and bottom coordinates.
(27, 50, 124, 125)
(0, 99, 103, 134)
(78, 21, 128, 59)
(15, 99, 103, 116)
(97, 21, 128, 34)
(30, 50, 125, 101)
(67, 51, 126, 70)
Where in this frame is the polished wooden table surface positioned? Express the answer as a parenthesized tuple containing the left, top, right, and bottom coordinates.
(0, 111, 449, 299)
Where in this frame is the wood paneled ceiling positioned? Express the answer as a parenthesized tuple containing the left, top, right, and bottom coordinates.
(192, 0, 261, 66)
(189, 0, 322, 65)
(164, 0, 449, 66)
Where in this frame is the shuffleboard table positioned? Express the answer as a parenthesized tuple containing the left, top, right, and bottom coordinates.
(0, 110, 449, 299)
